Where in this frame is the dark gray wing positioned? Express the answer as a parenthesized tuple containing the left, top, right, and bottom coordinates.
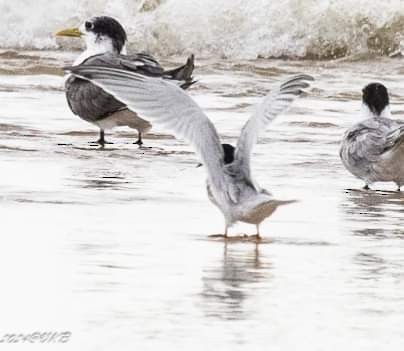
(65, 53, 194, 122)
(66, 74, 126, 123)
(163, 54, 196, 89)
(82, 52, 165, 77)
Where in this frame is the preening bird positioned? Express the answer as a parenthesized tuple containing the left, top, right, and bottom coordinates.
(340, 82, 404, 191)
(65, 63, 313, 238)
(56, 16, 195, 146)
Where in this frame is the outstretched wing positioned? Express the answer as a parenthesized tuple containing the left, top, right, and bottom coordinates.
(235, 75, 314, 180)
(65, 64, 230, 204)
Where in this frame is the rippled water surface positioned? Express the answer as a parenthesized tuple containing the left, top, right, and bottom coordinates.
(1, 51, 404, 350)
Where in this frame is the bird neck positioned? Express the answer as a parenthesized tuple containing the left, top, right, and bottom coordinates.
(362, 103, 391, 119)
(73, 41, 126, 66)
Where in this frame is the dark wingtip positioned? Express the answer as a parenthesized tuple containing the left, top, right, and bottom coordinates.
(300, 74, 315, 81)
(291, 74, 315, 81)
(63, 65, 74, 73)
(180, 53, 195, 83)
(180, 79, 198, 89)
(163, 54, 196, 89)
(280, 74, 314, 91)
(186, 54, 195, 68)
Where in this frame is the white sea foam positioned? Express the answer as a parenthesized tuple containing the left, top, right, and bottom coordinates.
(2, 0, 404, 58)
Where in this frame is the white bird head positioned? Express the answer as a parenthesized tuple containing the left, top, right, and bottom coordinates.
(56, 16, 127, 64)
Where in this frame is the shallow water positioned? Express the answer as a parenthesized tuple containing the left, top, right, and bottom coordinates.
(1, 51, 404, 350)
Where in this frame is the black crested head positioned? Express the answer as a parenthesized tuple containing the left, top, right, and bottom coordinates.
(86, 16, 127, 53)
(222, 144, 235, 164)
(362, 82, 389, 116)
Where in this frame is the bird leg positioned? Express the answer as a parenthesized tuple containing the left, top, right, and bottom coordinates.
(90, 129, 113, 146)
(249, 224, 262, 241)
(97, 130, 107, 146)
(133, 132, 143, 146)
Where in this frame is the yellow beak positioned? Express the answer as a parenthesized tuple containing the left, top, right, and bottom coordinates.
(55, 27, 83, 38)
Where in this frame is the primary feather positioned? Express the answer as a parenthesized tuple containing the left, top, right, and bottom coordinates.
(235, 74, 314, 180)
(66, 65, 232, 207)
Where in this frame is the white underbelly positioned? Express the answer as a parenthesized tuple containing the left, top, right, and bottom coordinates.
(94, 110, 152, 132)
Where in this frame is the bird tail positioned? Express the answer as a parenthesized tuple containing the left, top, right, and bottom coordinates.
(163, 54, 196, 89)
(274, 199, 298, 207)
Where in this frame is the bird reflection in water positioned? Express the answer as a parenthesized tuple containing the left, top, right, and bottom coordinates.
(200, 243, 271, 320)
(341, 188, 404, 238)
(341, 189, 404, 289)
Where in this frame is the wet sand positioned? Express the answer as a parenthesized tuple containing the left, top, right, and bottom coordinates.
(1, 51, 404, 350)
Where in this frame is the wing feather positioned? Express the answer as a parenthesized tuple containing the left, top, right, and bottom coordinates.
(65, 65, 231, 205)
(82, 52, 165, 77)
(235, 74, 314, 180)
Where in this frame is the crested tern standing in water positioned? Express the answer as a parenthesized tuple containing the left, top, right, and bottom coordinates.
(56, 16, 195, 146)
(340, 83, 404, 191)
(65, 64, 313, 238)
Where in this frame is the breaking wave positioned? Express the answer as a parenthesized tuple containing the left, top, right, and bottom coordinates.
(2, 0, 404, 59)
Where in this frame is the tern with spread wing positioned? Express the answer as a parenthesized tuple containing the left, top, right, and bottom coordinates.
(56, 16, 194, 146)
(65, 64, 313, 238)
(340, 82, 404, 191)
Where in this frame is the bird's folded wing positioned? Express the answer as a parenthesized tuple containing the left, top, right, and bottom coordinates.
(65, 74, 126, 121)
(65, 65, 230, 204)
(81, 52, 165, 77)
(235, 74, 313, 180)
(343, 125, 391, 163)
